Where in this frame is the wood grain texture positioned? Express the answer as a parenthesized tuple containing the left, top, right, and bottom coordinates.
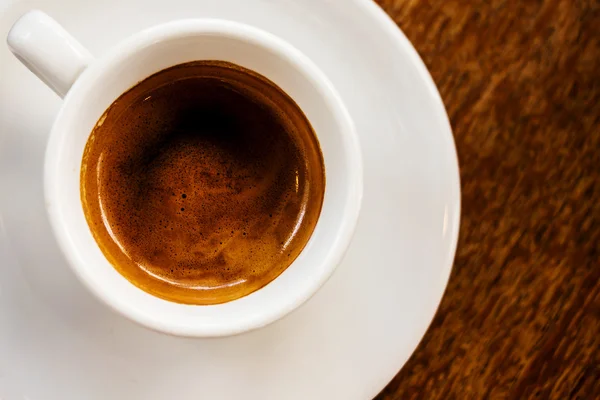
(373, 0, 600, 399)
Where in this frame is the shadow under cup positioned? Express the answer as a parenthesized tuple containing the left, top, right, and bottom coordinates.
(46, 20, 362, 336)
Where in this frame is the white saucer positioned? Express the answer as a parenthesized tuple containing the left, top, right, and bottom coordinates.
(0, 1, 460, 398)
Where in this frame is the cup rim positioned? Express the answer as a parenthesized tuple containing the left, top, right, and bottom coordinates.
(44, 18, 363, 337)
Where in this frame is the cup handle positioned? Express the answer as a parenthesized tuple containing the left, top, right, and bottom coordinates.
(7, 10, 94, 98)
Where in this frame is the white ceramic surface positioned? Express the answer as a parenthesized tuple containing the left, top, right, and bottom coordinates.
(0, 0, 460, 398)
(7, 11, 363, 338)
(7, 10, 93, 97)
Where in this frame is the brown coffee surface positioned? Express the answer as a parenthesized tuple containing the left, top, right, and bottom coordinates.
(81, 61, 325, 305)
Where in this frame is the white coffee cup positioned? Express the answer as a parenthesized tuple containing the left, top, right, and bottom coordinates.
(7, 10, 362, 337)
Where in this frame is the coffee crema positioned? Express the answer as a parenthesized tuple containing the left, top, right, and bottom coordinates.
(81, 61, 325, 305)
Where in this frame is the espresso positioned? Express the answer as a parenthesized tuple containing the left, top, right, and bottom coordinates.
(81, 61, 325, 305)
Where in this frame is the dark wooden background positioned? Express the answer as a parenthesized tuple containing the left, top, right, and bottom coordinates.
(373, 0, 600, 399)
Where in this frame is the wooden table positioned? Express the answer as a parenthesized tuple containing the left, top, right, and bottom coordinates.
(373, 0, 600, 398)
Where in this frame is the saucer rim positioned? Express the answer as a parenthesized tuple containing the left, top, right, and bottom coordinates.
(358, 0, 461, 395)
